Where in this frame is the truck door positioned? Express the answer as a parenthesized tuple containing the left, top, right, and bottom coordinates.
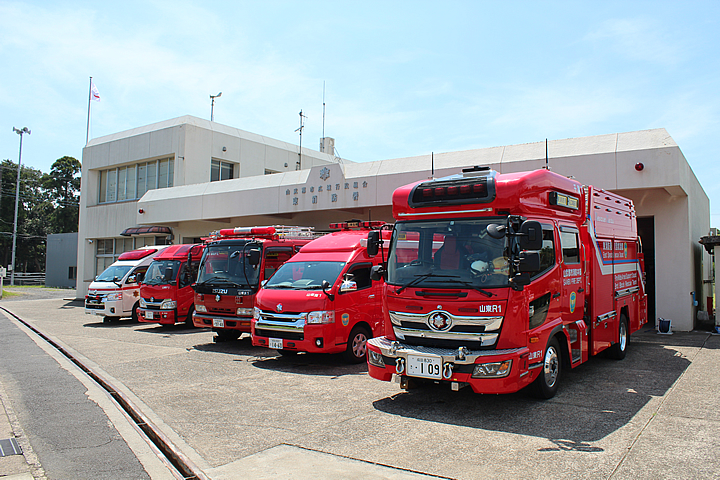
(124, 266, 147, 316)
(559, 226, 587, 363)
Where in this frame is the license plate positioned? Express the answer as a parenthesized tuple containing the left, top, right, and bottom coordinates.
(213, 318, 224, 328)
(269, 338, 283, 349)
(145, 311, 154, 319)
(407, 355, 442, 379)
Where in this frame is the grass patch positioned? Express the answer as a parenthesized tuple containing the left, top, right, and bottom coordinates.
(0, 289, 22, 298)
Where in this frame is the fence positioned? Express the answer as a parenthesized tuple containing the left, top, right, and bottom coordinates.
(8, 272, 46, 286)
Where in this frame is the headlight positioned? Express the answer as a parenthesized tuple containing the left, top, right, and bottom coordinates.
(195, 304, 207, 313)
(306, 310, 335, 324)
(471, 360, 512, 378)
(105, 293, 122, 302)
(139, 298, 147, 308)
(237, 307, 253, 316)
(368, 350, 385, 368)
(160, 300, 177, 310)
(253, 307, 262, 320)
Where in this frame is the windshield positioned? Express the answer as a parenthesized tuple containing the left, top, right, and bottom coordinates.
(196, 242, 262, 288)
(388, 219, 509, 289)
(264, 261, 345, 290)
(96, 265, 133, 283)
(143, 260, 181, 285)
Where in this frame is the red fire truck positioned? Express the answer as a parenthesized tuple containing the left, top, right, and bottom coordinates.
(365, 166, 647, 398)
(192, 226, 316, 342)
(137, 243, 205, 326)
(252, 221, 390, 363)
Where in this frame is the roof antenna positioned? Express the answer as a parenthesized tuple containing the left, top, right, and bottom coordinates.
(431, 152, 435, 179)
(322, 81, 326, 140)
(545, 138, 549, 170)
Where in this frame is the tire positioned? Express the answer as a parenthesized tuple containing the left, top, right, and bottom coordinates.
(530, 337, 561, 399)
(607, 314, 629, 360)
(103, 316, 119, 324)
(343, 325, 371, 364)
(184, 306, 195, 327)
(213, 330, 241, 342)
(131, 302, 140, 323)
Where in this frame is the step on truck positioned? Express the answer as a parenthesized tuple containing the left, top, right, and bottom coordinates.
(365, 166, 647, 398)
(192, 226, 317, 342)
(252, 221, 391, 363)
(85, 245, 170, 323)
(137, 243, 205, 326)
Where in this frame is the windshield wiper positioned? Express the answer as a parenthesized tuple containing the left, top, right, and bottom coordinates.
(265, 284, 295, 289)
(442, 276, 495, 297)
(395, 272, 455, 294)
(196, 277, 246, 288)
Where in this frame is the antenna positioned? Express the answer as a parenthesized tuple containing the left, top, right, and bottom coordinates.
(295, 110, 307, 170)
(322, 81, 326, 140)
(431, 152, 435, 179)
(545, 138, 549, 170)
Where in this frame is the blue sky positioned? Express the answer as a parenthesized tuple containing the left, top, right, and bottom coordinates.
(1, 1, 719, 222)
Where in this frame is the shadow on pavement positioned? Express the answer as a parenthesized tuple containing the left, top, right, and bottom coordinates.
(372, 338, 691, 446)
(251, 352, 367, 377)
(135, 324, 210, 335)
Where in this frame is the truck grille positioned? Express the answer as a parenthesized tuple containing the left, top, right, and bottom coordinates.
(389, 310, 503, 349)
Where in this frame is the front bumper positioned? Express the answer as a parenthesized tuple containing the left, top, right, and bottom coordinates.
(252, 317, 340, 353)
(84, 299, 122, 317)
(138, 308, 177, 325)
(366, 336, 532, 394)
(193, 312, 252, 332)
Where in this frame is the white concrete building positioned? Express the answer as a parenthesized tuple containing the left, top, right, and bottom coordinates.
(79, 116, 710, 331)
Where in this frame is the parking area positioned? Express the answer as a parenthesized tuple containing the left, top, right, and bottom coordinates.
(2, 291, 720, 479)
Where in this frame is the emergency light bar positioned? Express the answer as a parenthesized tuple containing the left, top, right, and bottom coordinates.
(329, 220, 385, 230)
(409, 177, 494, 207)
(210, 225, 316, 240)
(218, 226, 276, 237)
(549, 192, 580, 210)
(118, 248, 157, 260)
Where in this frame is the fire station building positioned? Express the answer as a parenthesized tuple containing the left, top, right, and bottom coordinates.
(78, 115, 710, 331)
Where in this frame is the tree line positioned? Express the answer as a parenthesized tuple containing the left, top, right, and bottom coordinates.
(0, 156, 81, 273)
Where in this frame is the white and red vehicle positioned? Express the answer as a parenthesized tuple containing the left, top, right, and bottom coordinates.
(137, 243, 205, 326)
(252, 221, 391, 363)
(85, 245, 170, 323)
(192, 226, 316, 342)
(365, 166, 647, 398)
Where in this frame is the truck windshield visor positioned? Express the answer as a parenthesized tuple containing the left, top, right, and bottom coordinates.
(388, 219, 509, 289)
(143, 260, 181, 285)
(196, 242, 262, 288)
(264, 261, 345, 290)
(96, 265, 132, 283)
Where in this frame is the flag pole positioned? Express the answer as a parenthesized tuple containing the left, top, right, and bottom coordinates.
(86, 76, 92, 145)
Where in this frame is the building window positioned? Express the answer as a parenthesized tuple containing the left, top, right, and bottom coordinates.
(265, 169, 280, 175)
(93, 236, 167, 276)
(98, 157, 174, 204)
(68, 266, 77, 280)
(211, 159, 234, 182)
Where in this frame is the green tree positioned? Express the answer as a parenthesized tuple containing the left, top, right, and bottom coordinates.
(42, 156, 81, 233)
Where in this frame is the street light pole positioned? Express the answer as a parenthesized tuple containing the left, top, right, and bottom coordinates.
(11, 127, 30, 286)
(210, 92, 222, 122)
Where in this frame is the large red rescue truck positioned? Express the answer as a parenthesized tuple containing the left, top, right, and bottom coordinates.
(137, 243, 205, 326)
(192, 226, 316, 342)
(365, 166, 647, 398)
(252, 221, 391, 363)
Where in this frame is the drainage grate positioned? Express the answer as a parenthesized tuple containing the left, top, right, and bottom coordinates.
(0, 437, 22, 456)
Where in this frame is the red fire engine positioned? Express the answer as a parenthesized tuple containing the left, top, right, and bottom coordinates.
(137, 243, 205, 326)
(192, 226, 316, 342)
(365, 166, 647, 398)
(252, 221, 390, 363)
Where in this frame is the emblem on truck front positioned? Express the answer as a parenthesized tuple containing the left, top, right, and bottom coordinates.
(277, 303, 283, 312)
(428, 311, 452, 332)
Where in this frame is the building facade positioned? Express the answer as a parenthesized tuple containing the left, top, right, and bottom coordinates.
(79, 119, 710, 331)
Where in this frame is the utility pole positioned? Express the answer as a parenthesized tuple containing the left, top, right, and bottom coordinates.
(295, 110, 306, 170)
(210, 92, 222, 122)
(11, 127, 30, 286)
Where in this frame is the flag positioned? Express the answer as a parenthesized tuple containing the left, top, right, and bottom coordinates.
(91, 81, 100, 102)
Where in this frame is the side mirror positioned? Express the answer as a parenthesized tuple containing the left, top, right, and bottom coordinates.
(321, 279, 335, 301)
(136, 271, 144, 282)
(487, 224, 506, 239)
(248, 249, 261, 266)
(517, 251, 541, 272)
(164, 267, 174, 281)
(370, 265, 386, 281)
(261, 279, 268, 287)
(367, 230, 381, 257)
(128, 275, 137, 284)
(510, 272, 531, 290)
(518, 221, 543, 251)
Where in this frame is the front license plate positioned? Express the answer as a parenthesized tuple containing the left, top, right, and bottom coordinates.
(269, 338, 283, 349)
(145, 311, 154, 319)
(407, 355, 442, 379)
(213, 318, 224, 328)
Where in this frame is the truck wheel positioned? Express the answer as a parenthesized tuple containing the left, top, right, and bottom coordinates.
(530, 337, 561, 399)
(607, 314, 629, 360)
(131, 302, 140, 323)
(343, 325, 371, 364)
(213, 330, 240, 342)
(184, 306, 195, 327)
(103, 316, 119, 324)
